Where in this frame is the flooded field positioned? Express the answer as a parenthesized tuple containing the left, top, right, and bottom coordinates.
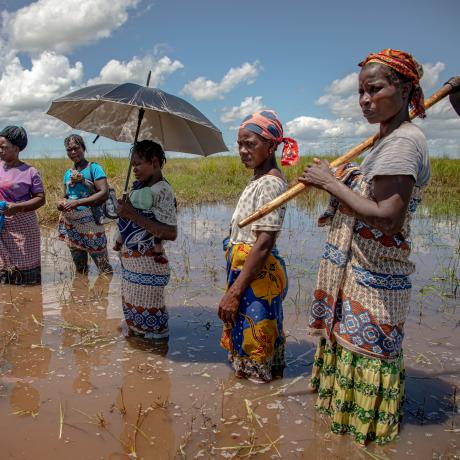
(0, 204, 459, 459)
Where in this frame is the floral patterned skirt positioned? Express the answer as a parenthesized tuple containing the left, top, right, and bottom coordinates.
(220, 241, 288, 382)
(310, 338, 404, 445)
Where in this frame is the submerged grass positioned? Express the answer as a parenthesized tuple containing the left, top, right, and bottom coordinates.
(28, 155, 460, 224)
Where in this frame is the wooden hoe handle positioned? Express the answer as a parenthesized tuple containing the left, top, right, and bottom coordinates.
(238, 77, 460, 228)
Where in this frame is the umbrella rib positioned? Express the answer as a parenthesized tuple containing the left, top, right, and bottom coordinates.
(158, 112, 165, 143)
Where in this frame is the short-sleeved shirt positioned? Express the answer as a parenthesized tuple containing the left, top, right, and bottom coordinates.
(361, 122, 430, 187)
(63, 162, 106, 201)
(0, 161, 44, 202)
(229, 175, 287, 245)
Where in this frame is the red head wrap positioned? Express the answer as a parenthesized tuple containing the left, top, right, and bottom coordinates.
(239, 109, 299, 166)
(359, 48, 426, 118)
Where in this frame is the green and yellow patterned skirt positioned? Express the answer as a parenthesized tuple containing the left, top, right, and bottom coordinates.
(310, 338, 405, 445)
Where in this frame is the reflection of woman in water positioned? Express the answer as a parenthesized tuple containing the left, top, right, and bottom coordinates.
(60, 274, 116, 394)
(0, 285, 51, 414)
(116, 338, 174, 457)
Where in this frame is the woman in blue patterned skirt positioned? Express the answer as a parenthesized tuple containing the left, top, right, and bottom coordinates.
(117, 140, 177, 340)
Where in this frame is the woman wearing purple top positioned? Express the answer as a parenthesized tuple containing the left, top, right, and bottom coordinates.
(0, 126, 45, 284)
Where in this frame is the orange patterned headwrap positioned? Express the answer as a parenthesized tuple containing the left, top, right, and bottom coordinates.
(359, 48, 426, 118)
(239, 109, 299, 166)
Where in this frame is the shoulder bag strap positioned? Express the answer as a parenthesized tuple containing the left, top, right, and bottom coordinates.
(88, 161, 95, 183)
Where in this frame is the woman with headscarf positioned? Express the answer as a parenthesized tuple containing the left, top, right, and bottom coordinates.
(300, 49, 430, 444)
(218, 109, 298, 384)
(57, 134, 112, 274)
(0, 126, 45, 284)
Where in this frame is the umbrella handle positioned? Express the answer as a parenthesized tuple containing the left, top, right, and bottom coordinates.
(123, 107, 145, 197)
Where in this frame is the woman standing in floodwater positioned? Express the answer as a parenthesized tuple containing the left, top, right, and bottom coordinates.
(57, 134, 112, 274)
(218, 110, 298, 383)
(0, 126, 45, 284)
(116, 140, 177, 340)
(300, 49, 430, 444)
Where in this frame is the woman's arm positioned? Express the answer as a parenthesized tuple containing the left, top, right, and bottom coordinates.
(61, 177, 109, 211)
(117, 198, 177, 241)
(4, 192, 45, 216)
(300, 159, 414, 235)
(218, 231, 276, 325)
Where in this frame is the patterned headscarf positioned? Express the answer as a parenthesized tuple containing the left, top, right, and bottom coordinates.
(239, 109, 299, 166)
(359, 48, 426, 118)
(0, 125, 28, 151)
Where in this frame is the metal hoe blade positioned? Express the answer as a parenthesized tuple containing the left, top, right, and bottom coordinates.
(447, 76, 460, 117)
(449, 90, 460, 117)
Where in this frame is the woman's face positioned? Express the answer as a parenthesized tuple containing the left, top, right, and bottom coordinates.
(132, 152, 161, 183)
(358, 64, 407, 124)
(0, 137, 19, 164)
(66, 140, 85, 163)
(237, 128, 272, 169)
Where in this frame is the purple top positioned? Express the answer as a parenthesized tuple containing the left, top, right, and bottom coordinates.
(0, 161, 44, 203)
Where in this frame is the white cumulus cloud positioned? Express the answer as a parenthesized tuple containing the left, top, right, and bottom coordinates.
(23, 113, 72, 138)
(2, 0, 139, 54)
(88, 55, 184, 86)
(420, 62, 445, 90)
(0, 51, 83, 119)
(295, 61, 460, 157)
(182, 61, 261, 101)
(220, 96, 264, 124)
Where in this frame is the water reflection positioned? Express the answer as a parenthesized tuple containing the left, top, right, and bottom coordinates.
(114, 337, 175, 459)
(0, 204, 458, 459)
(0, 285, 50, 415)
(59, 274, 117, 395)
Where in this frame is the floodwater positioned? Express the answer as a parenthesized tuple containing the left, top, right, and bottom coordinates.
(0, 204, 459, 460)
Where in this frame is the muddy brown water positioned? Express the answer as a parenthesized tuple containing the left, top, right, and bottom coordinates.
(0, 204, 459, 459)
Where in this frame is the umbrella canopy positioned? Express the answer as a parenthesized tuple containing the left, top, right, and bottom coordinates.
(46, 83, 228, 156)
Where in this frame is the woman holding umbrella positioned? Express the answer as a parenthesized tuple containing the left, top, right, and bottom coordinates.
(218, 110, 298, 383)
(0, 126, 45, 284)
(301, 49, 430, 444)
(57, 134, 112, 274)
(116, 140, 177, 340)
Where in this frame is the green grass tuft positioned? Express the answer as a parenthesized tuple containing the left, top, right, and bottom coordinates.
(28, 155, 460, 224)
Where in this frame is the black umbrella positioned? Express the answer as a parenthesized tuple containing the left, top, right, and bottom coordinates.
(47, 72, 228, 192)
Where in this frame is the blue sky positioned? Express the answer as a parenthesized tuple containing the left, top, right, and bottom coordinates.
(1, 0, 459, 158)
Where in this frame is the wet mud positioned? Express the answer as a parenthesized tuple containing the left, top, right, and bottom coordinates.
(0, 204, 459, 459)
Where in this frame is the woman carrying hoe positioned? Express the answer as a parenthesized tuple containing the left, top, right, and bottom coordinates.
(301, 49, 430, 444)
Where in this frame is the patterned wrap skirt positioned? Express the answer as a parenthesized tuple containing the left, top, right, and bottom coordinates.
(311, 338, 404, 445)
(121, 248, 170, 339)
(58, 208, 107, 253)
(0, 211, 41, 284)
(220, 239, 288, 382)
(308, 164, 422, 444)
